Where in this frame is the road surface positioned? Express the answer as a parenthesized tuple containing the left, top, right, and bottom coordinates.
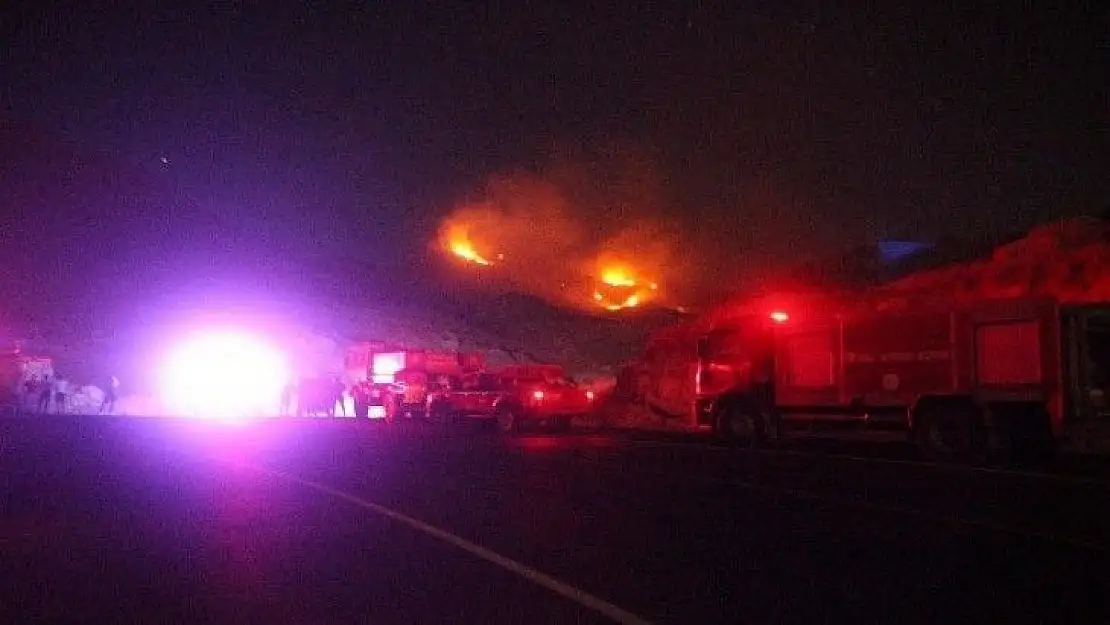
(2, 416, 1108, 624)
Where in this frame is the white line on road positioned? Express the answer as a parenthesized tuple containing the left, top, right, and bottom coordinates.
(566, 454, 1107, 553)
(240, 464, 655, 625)
(612, 436, 1110, 488)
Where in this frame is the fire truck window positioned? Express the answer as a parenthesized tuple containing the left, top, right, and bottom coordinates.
(431, 375, 458, 391)
(976, 321, 1042, 385)
(705, 329, 744, 356)
(1085, 320, 1110, 387)
(464, 374, 502, 392)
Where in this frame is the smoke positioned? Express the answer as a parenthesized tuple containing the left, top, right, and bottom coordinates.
(436, 145, 859, 313)
(436, 149, 697, 312)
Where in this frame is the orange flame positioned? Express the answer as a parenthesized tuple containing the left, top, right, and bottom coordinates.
(452, 240, 492, 266)
(443, 223, 493, 266)
(436, 200, 676, 312)
(600, 266, 637, 287)
(593, 259, 658, 312)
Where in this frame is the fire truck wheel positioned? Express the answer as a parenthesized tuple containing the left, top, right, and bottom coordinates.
(718, 399, 767, 447)
(429, 403, 451, 426)
(914, 401, 984, 462)
(496, 406, 523, 434)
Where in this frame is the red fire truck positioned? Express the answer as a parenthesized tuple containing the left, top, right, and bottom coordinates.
(345, 343, 483, 419)
(426, 363, 595, 432)
(0, 349, 53, 415)
(693, 298, 1110, 458)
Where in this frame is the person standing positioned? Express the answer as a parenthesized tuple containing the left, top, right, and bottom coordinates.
(331, 377, 346, 417)
(280, 381, 295, 417)
(100, 376, 119, 414)
(23, 377, 38, 412)
(38, 375, 52, 413)
(53, 377, 69, 415)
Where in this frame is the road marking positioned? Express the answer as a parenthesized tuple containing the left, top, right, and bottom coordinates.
(241, 464, 655, 625)
(565, 454, 1107, 553)
(610, 435, 1110, 488)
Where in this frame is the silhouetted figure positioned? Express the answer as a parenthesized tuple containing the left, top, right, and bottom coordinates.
(53, 377, 69, 415)
(330, 377, 346, 417)
(298, 378, 327, 417)
(280, 382, 295, 417)
(38, 375, 52, 413)
(24, 377, 38, 412)
(100, 376, 119, 414)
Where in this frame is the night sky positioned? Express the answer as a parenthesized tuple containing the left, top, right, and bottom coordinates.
(2, 1, 1108, 337)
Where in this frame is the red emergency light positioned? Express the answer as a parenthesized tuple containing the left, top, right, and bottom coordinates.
(769, 311, 790, 324)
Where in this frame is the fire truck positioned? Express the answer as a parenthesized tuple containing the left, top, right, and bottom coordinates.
(692, 297, 1110, 459)
(0, 349, 53, 415)
(345, 343, 483, 419)
(426, 363, 595, 432)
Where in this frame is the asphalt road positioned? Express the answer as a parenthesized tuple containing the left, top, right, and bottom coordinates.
(2, 416, 1109, 625)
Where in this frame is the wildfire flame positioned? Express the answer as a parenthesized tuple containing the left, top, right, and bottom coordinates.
(443, 224, 494, 266)
(436, 195, 675, 313)
(452, 240, 492, 266)
(600, 267, 637, 287)
(593, 260, 658, 312)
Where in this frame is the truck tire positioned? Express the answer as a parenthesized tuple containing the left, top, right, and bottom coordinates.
(717, 397, 767, 448)
(385, 398, 399, 423)
(987, 402, 1055, 466)
(913, 401, 984, 462)
(496, 405, 523, 434)
(553, 415, 573, 432)
(429, 402, 450, 426)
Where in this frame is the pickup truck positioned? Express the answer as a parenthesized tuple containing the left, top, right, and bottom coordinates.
(426, 371, 595, 432)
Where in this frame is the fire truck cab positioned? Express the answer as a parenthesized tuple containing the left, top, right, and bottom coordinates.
(345, 343, 483, 419)
(695, 298, 1110, 459)
(426, 363, 595, 432)
(0, 350, 53, 415)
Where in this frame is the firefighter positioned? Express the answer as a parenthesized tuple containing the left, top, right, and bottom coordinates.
(53, 376, 69, 414)
(24, 376, 42, 413)
(100, 376, 119, 414)
(280, 381, 295, 417)
(38, 375, 52, 413)
(351, 381, 369, 418)
(330, 377, 345, 417)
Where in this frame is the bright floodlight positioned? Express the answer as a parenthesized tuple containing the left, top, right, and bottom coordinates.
(160, 330, 289, 419)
